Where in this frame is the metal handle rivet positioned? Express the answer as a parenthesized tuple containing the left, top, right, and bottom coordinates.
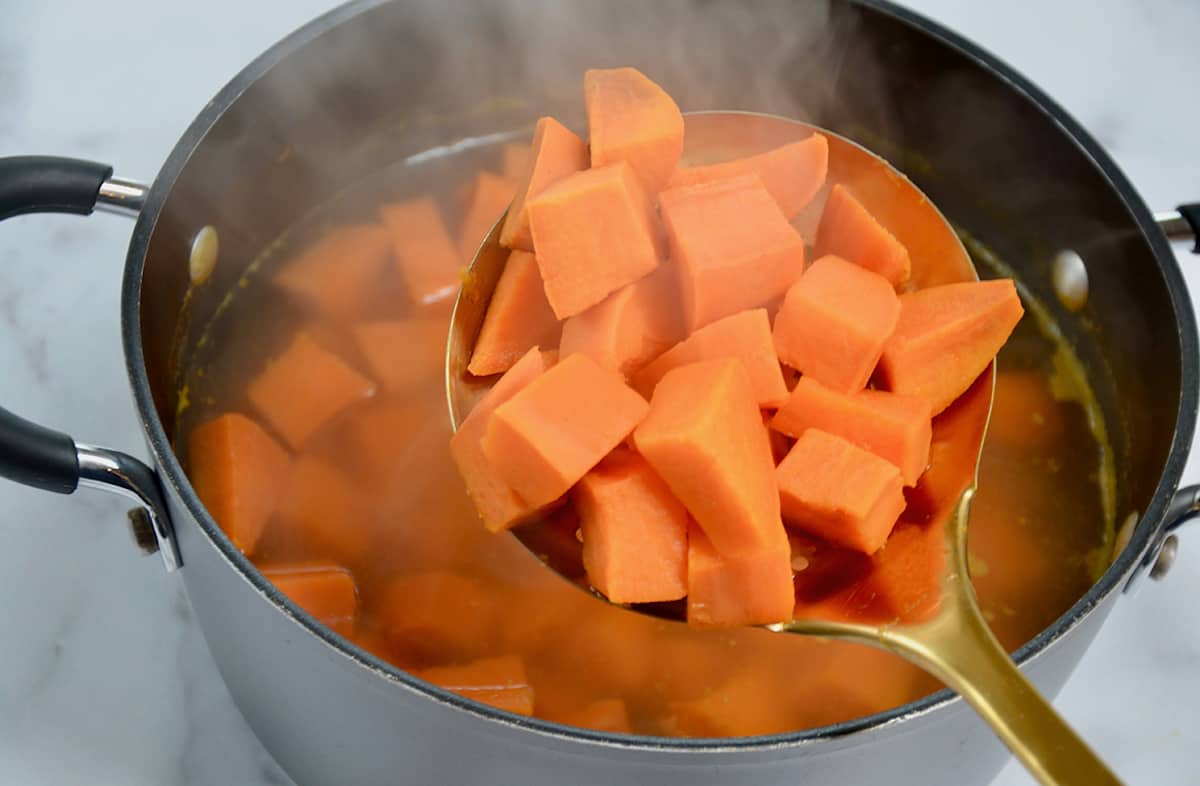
(126, 507, 159, 555)
(1150, 534, 1179, 581)
(190, 225, 219, 286)
(1051, 249, 1089, 311)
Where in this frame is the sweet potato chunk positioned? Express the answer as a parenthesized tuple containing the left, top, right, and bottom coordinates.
(659, 174, 805, 331)
(272, 224, 392, 320)
(379, 197, 461, 306)
(417, 655, 535, 716)
(527, 162, 663, 318)
(773, 255, 900, 394)
(500, 117, 590, 251)
(188, 413, 290, 556)
(575, 449, 688, 604)
(771, 377, 931, 486)
(263, 563, 358, 638)
(585, 67, 684, 192)
(668, 134, 828, 219)
(247, 331, 376, 449)
(878, 279, 1025, 414)
(687, 524, 794, 628)
(777, 429, 906, 555)
(483, 353, 649, 508)
(634, 309, 787, 407)
(449, 348, 554, 532)
(352, 317, 447, 393)
(634, 359, 784, 556)
(814, 184, 911, 287)
(468, 250, 561, 376)
(457, 171, 515, 263)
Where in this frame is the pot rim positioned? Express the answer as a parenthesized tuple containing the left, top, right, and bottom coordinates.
(120, 0, 1199, 753)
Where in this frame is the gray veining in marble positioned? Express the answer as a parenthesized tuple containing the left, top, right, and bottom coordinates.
(0, 1, 1197, 784)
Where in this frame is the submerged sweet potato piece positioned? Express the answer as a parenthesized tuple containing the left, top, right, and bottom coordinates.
(585, 67, 684, 192)
(773, 255, 900, 394)
(188, 413, 290, 556)
(450, 348, 554, 532)
(468, 250, 561, 376)
(379, 197, 461, 306)
(634, 309, 787, 407)
(574, 449, 688, 604)
(377, 572, 499, 665)
(558, 262, 684, 378)
(352, 317, 447, 393)
(659, 174, 806, 331)
(500, 117, 590, 251)
(866, 519, 945, 622)
(687, 524, 794, 628)
(263, 563, 358, 638)
(988, 371, 1065, 450)
(668, 662, 798, 736)
(555, 698, 633, 734)
(771, 377, 931, 486)
(777, 429, 906, 555)
(416, 655, 535, 716)
(814, 184, 911, 287)
(247, 331, 376, 449)
(483, 353, 649, 508)
(668, 134, 829, 219)
(272, 224, 392, 320)
(457, 171, 515, 262)
(527, 162, 663, 319)
(274, 456, 374, 564)
(634, 359, 784, 556)
(878, 279, 1024, 414)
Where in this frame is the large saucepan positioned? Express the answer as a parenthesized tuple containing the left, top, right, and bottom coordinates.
(1, 1, 1197, 784)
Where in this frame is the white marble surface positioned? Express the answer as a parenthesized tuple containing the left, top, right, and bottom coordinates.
(0, 1, 1197, 784)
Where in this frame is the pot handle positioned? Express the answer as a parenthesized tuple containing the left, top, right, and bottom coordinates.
(1158, 205, 1200, 253)
(0, 155, 180, 570)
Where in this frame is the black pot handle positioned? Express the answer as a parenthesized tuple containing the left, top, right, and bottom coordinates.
(1160, 204, 1200, 253)
(0, 155, 180, 569)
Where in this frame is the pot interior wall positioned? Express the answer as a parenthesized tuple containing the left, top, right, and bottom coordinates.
(139, 0, 1181, 555)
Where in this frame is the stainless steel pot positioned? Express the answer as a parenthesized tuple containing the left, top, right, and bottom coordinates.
(1, 1, 1198, 784)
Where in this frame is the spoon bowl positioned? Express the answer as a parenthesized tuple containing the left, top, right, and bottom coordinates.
(447, 111, 1117, 786)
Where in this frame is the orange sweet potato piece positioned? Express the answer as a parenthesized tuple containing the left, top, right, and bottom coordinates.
(416, 655, 535, 716)
(457, 171, 515, 263)
(527, 162, 663, 318)
(262, 563, 358, 638)
(878, 279, 1024, 414)
(377, 572, 499, 665)
(866, 519, 945, 622)
(574, 449, 688, 604)
(272, 224, 392, 320)
(633, 359, 784, 556)
(468, 250, 561, 376)
(687, 524, 794, 628)
(500, 117, 590, 251)
(558, 261, 684, 378)
(449, 347, 553, 532)
(274, 456, 374, 564)
(351, 317, 447, 393)
(379, 197, 461, 306)
(667, 666, 798, 737)
(634, 309, 787, 407)
(668, 134, 829, 219)
(659, 174, 806, 331)
(188, 413, 290, 556)
(584, 67, 684, 192)
(988, 370, 1065, 450)
(777, 429, 906, 555)
(247, 331, 376, 450)
(771, 377, 932, 486)
(773, 255, 900, 394)
(814, 184, 911, 287)
(483, 353, 649, 508)
(555, 698, 633, 734)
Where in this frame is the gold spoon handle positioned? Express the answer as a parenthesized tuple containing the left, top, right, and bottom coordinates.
(880, 596, 1122, 785)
